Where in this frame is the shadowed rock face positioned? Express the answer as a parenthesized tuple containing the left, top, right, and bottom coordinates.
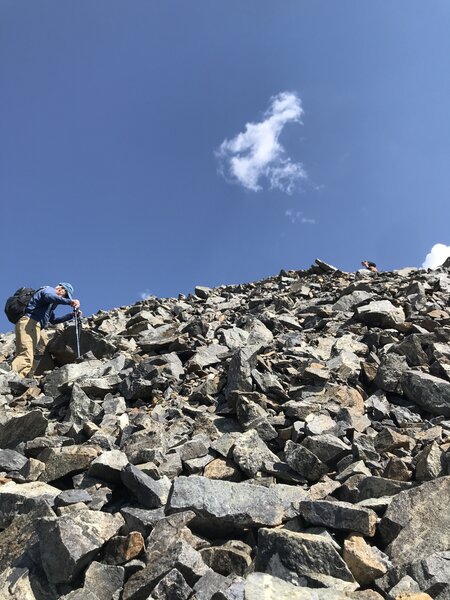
(1, 259, 450, 598)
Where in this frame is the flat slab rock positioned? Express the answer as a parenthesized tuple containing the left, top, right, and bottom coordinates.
(299, 499, 378, 537)
(168, 475, 306, 532)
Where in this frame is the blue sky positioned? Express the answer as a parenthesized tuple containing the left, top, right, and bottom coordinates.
(1, 1, 450, 332)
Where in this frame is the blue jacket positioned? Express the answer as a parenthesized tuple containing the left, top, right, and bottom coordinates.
(25, 286, 74, 329)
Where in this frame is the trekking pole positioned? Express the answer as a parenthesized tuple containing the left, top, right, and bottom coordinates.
(73, 309, 81, 358)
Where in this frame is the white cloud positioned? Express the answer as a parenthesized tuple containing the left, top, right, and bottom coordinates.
(140, 290, 153, 300)
(285, 209, 316, 225)
(422, 243, 450, 269)
(216, 92, 306, 193)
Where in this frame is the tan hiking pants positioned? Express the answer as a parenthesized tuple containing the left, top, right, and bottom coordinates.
(11, 316, 41, 377)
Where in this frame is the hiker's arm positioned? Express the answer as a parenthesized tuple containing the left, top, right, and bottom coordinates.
(50, 312, 75, 325)
(41, 289, 72, 306)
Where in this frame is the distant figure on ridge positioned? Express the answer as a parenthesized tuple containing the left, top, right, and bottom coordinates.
(10, 283, 81, 378)
(361, 260, 378, 273)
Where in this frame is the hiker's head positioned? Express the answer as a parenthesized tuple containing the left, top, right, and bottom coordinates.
(56, 283, 74, 299)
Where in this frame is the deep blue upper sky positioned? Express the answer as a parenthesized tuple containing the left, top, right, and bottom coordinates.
(1, 1, 450, 332)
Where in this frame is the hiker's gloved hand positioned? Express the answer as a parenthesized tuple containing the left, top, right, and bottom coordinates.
(71, 299, 80, 310)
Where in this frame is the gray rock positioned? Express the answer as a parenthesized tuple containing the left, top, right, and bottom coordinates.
(138, 325, 179, 351)
(232, 429, 279, 477)
(355, 300, 405, 328)
(379, 476, 450, 566)
(88, 450, 129, 483)
(55, 489, 93, 506)
(169, 476, 294, 532)
(120, 463, 171, 508)
(0, 449, 28, 471)
(193, 570, 233, 600)
(375, 354, 409, 393)
(284, 440, 328, 482)
(225, 346, 260, 398)
(244, 572, 365, 599)
(0, 481, 60, 528)
(120, 506, 165, 537)
(302, 435, 350, 465)
(235, 394, 277, 441)
(187, 345, 230, 370)
(149, 568, 192, 599)
(299, 499, 378, 536)
(402, 370, 450, 416)
(38, 444, 100, 483)
(83, 562, 125, 600)
(333, 291, 374, 312)
(200, 540, 252, 577)
(0, 410, 48, 448)
(254, 527, 355, 586)
(36, 509, 124, 583)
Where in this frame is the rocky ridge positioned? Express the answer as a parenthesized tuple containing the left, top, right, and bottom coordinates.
(0, 259, 450, 599)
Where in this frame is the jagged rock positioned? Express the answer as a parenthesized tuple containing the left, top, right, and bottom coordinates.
(120, 463, 171, 508)
(149, 568, 192, 599)
(299, 499, 378, 536)
(88, 449, 129, 483)
(402, 370, 450, 416)
(193, 570, 235, 600)
(123, 518, 208, 599)
(47, 327, 117, 365)
(44, 358, 107, 395)
(234, 393, 277, 441)
(0, 448, 28, 471)
(36, 509, 124, 583)
(0, 504, 54, 573)
(379, 476, 450, 566)
(38, 444, 101, 482)
(168, 475, 300, 532)
(232, 429, 279, 477)
(200, 540, 252, 576)
(4, 263, 450, 598)
(83, 562, 125, 600)
(356, 301, 406, 329)
(0, 410, 48, 448)
(120, 506, 166, 537)
(225, 346, 260, 397)
(343, 533, 390, 585)
(254, 527, 355, 586)
(187, 345, 230, 370)
(138, 325, 180, 351)
(0, 481, 60, 527)
(302, 433, 351, 465)
(415, 442, 443, 480)
(284, 440, 328, 482)
(55, 489, 93, 506)
(375, 354, 410, 393)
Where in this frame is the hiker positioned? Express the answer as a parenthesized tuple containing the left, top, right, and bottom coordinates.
(11, 283, 81, 378)
(361, 260, 378, 273)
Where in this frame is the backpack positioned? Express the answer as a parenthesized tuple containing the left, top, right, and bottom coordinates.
(4, 288, 36, 324)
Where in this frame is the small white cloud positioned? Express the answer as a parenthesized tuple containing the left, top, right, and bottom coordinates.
(422, 243, 450, 269)
(216, 92, 307, 194)
(140, 290, 153, 300)
(285, 209, 315, 225)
